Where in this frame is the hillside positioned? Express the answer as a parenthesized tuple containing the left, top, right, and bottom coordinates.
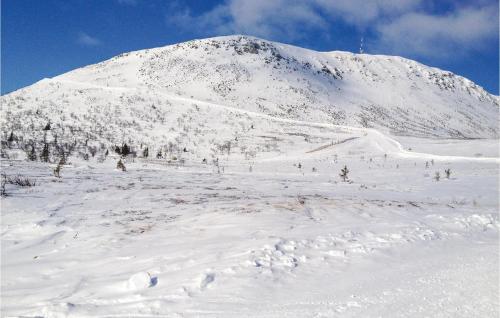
(1, 35, 499, 317)
(1, 35, 498, 162)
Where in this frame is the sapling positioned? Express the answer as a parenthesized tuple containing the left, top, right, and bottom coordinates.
(7, 132, 14, 148)
(27, 145, 37, 161)
(117, 159, 126, 171)
(340, 165, 349, 182)
(434, 171, 440, 181)
(1, 174, 6, 196)
(40, 143, 50, 162)
(59, 151, 67, 165)
(444, 168, 451, 179)
(53, 158, 64, 178)
(121, 144, 130, 156)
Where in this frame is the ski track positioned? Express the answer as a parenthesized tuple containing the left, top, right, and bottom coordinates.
(1, 143, 498, 317)
(47, 78, 500, 163)
(1, 75, 498, 317)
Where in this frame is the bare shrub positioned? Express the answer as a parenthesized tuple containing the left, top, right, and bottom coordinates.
(54, 159, 64, 178)
(444, 168, 451, 179)
(3, 174, 37, 187)
(117, 159, 126, 171)
(1, 174, 6, 196)
(434, 172, 440, 181)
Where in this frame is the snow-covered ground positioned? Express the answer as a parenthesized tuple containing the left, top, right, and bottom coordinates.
(1, 128, 498, 317)
(1, 35, 498, 317)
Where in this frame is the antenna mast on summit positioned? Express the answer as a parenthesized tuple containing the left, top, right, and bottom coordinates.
(359, 37, 364, 54)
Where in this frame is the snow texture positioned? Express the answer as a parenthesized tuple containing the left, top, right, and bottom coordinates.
(0, 35, 498, 317)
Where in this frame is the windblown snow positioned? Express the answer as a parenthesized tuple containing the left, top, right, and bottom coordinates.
(1, 35, 498, 317)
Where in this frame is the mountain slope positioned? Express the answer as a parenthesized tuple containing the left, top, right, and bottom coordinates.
(1, 35, 498, 159)
(1, 36, 499, 317)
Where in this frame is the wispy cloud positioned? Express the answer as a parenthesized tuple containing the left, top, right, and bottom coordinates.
(165, 0, 498, 59)
(77, 32, 101, 47)
(168, 0, 329, 41)
(375, 3, 499, 58)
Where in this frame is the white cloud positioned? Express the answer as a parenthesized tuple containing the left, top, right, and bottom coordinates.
(376, 3, 499, 57)
(166, 0, 498, 58)
(77, 32, 101, 47)
(226, 0, 327, 39)
(315, 0, 423, 26)
(168, 0, 327, 40)
(167, 0, 422, 38)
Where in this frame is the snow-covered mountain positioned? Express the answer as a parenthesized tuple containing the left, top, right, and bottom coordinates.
(1, 35, 498, 157)
(2, 35, 499, 317)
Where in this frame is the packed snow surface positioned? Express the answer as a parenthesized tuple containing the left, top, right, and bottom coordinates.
(2, 128, 498, 317)
(1, 35, 499, 317)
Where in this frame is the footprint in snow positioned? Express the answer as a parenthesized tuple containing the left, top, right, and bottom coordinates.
(127, 272, 157, 291)
(199, 272, 215, 290)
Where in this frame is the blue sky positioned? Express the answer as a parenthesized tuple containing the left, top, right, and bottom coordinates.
(2, 0, 499, 94)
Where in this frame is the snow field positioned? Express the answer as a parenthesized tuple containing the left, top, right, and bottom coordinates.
(1, 134, 498, 317)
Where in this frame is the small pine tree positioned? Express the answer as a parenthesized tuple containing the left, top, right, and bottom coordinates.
(7, 131, 14, 143)
(298, 163, 302, 169)
(434, 171, 440, 181)
(40, 143, 50, 162)
(59, 151, 67, 165)
(43, 122, 51, 131)
(114, 146, 121, 155)
(28, 145, 37, 161)
(89, 147, 97, 157)
(1, 174, 6, 197)
(117, 159, 126, 171)
(444, 168, 451, 179)
(142, 147, 149, 158)
(105, 149, 109, 156)
(340, 165, 349, 182)
(121, 143, 130, 156)
(156, 150, 162, 159)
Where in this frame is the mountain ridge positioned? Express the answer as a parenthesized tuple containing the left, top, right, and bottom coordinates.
(1, 35, 498, 160)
